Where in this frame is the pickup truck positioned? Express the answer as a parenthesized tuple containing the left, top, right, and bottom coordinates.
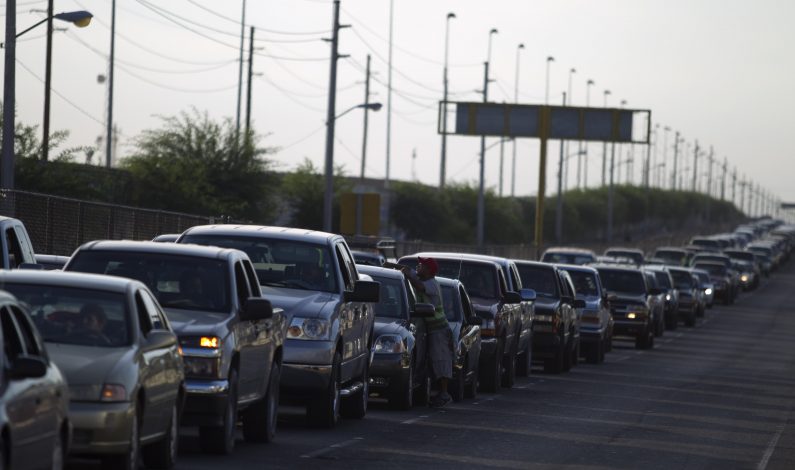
(398, 254, 527, 393)
(64, 241, 285, 454)
(0, 216, 38, 268)
(594, 265, 660, 349)
(177, 225, 380, 428)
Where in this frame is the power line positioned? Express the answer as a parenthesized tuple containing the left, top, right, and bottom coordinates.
(116, 62, 238, 93)
(186, 0, 331, 36)
(134, 0, 241, 50)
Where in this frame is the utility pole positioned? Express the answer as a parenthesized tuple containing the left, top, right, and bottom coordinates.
(105, 0, 117, 167)
(235, 0, 247, 142)
(385, 0, 394, 188)
(440, 12, 455, 188)
(244, 26, 254, 145)
(607, 141, 616, 242)
(732, 168, 737, 206)
(740, 177, 746, 215)
(691, 140, 699, 192)
(322, 0, 348, 232)
(706, 147, 714, 196)
(360, 54, 371, 179)
(476, 60, 490, 249)
(499, 130, 505, 197)
(671, 131, 679, 190)
(721, 157, 727, 200)
(1, 0, 16, 188)
(555, 92, 566, 243)
(601, 90, 610, 186)
(41, 0, 54, 161)
(511, 43, 524, 197)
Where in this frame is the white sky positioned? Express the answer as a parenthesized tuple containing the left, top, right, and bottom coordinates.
(9, 0, 795, 206)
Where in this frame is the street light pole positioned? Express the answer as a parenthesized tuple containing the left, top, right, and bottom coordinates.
(41, 0, 54, 161)
(567, 68, 577, 189)
(235, 0, 247, 143)
(601, 89, 610, 186)
(545, 56, 554, 104)
(692, 140, 700, 192)
(555, 92, 567, 243)
(476, 27, 498, 250)
(661, 126, 670, 188)
(360, 54, 371, 180)
(510, 42, 524, 197)
(439, 12, 455, 188)
(322, 0, 345, 232)
(581, 79, 594, 188)
(671, 132, 680, 190)
(106, 0, 116, 167)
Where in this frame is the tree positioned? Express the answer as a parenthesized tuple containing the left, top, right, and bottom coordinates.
(122, 108, 277, 222)
(280, 158, 351, 231)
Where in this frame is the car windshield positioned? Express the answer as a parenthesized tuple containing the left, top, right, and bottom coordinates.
(565, 270, 599, 297)
(5, 283, 130, 347)
(694, 272, 711, 285)
(180, 235, 337, 293)
(669, 271, 694, 289)
(434, 261, 499, 300)
(725, 251, 754, 262)
(597, 269, 646, 295)
(68, 251, 231, 313)
(441, 285, 462, 322)
(654, 250, 686, 265)
(693, 256, 729, 266)
(694, 264, 727, 276)
(516, 265, 558, 297)
(652, 271, 673, 289)
(370, 275, 407, 319)
(542, 252, 594, 265)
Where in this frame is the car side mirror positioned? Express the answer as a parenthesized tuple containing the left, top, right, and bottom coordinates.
(503, 291, 522, 304)
(520, 288, 536, 301)
(8, 355, 47, 380)
(241, 297, 274, 321)
(411, 302, 436, 318)
(573, 299, 586, 309)
(344, 280, 380, 303)
(649, 288, 663, 296)
(144, 330, 177, 351)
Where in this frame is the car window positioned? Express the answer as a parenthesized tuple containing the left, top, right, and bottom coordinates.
(564, 270, 599, 297)
(669, 270, 695, 290)
(653, 271, 673, 289)
(372, 276, 407, 319)
(13, 227, 35, 265)
(597, 269, 647, 295)
(8, 305, 43, 357)
(136, 292, 153, 336)
(459, 285, 475, 322)
(516, 265, 559, 298)
(242, 260, 262, 297)
(234, 262, 252, 306)
(1, 307, 25, 361)
(140, 289, 167, 331)
(4, 227, 24, 268)
(441, 285, 462, 322)
(431, 260, 499, 300)
(335, 244, 354, 291)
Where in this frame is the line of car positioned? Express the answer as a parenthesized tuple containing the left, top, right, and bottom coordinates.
(0, 217, 791, 469)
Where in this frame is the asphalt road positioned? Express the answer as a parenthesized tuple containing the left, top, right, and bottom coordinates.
(73, 261, 795, 470)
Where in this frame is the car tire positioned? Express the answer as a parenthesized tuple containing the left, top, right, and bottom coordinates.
(464, 364, 479, 399)
(389, 364, 413, 411)
(102, 405, 140, 470)
(516, 338, 532, 377)
(450, 367, 465, 402)
(606, 330, 614, 352)
(501, 340, 516, 388)
(341, 359, 369, 419)
(598, 339, 606, 363)
(143, 401, 179, 469)
(200, 369, 238, 454)
(308, 351, 341, 428)
(480, 340, 503, 393)
(242, 361, 280, 443)
(51, 424, 64, 470)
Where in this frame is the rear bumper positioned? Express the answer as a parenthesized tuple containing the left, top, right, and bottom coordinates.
(68, 401, 135, 456)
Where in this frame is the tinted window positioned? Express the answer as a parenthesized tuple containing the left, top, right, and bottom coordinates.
(653, 271, 673, 289)
(68, 251, 231, 313)
(541, 252, 595, 265)
(7, 283, 130, 347)
(436, 261, 498, 300)
(670, 270, 695, 289)
(694, 264, 727, 277)
(371, 276, 407, 319)
(9, 305, 42, 356)
(597, 269, 646, 295)
(565, 270, 599, 297)
(1, 308, 24, 360)
(516, 265, 558, 298)
(180, 235, 338, 293)
(441, 285, 462, 322)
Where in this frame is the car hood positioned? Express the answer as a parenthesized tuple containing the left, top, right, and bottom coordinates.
(261, 286, 336, 320)
(374, 318, 410, 337)
(46, 343, 132, 386)
(165, 308, 232, 338)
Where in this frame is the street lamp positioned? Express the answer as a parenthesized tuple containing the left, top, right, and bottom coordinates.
(601, 89, 611, 186)
(1, 6, 92, 189)
(565, 67, 576, 189)
(475, 27, 497, 249)
(580, 78, 594, 188)
(510, 42, 524, 197)
(439, 11, 456, 188)
(544, 56, 555, 104)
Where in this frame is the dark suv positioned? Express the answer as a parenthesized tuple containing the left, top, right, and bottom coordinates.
(595, 266, 660, 349)
(514, 261, 581, 373)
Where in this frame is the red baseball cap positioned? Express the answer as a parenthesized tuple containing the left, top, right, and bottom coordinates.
(417, 257, 439, 276)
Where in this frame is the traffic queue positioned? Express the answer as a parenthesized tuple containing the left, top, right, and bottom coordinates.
(0, 216, 791, 469)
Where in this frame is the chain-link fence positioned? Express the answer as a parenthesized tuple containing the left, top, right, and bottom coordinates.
(0, 190, 217, 256)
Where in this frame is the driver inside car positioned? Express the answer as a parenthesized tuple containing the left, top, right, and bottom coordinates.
(80, 303, 112, 345)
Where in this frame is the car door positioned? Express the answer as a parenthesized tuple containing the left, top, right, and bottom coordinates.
(509, 263, 532, 351)
(1, 305, 50, 469)
(458, 285, 481, 373)
(334, 242, 359, 377)
(229, 261, 262, 402)
(236, 260, 272, 400)
(133, 291, 165, 438)
(138, 289, 180, 436)
(341, 243, 370, 361)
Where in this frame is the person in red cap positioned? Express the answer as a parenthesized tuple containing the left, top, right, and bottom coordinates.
(402, 257, 454, 407)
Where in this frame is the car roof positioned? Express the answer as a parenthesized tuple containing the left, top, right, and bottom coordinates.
(356, 264, 403, 280)
(409, 252, 511, 266)
(77, 240, 242, 261)
(0, 270, 139, 293)
(513, 260, 555, 270)
(542, 247, 596, 255)
(554, 263, 598, 274)
(605, 247, 644, 254)
(591, 264, 643, 274)
(181, 224, 338, 245)
(400, 253, 502, 269)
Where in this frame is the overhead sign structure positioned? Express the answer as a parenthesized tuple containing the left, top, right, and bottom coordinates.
(439, 101, 651, 256)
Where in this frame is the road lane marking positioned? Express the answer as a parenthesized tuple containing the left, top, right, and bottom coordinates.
(757, 416, 790, 470)
(401, 414, 429, 425)
(300, 437, 364, 459)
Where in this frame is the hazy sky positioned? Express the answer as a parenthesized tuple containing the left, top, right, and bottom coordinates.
(9, 0, 795, 208)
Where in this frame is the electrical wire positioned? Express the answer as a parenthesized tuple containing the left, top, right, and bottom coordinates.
(256, 72, 326, 113)
(16, 57, 105, 127)
(278, 123, 325, 151)
(185, 0, 331, 36)
(134, 0, 241, 50)
(116, 62, 238, 93)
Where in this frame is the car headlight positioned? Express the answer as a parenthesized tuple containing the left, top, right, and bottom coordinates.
(183, 356, 220, 378)
(740, 274, 749, 282)
(665, 294, 671, 301)
(101, 384, 127, 402)
(705, 288, 713, 295)
(69, 384, 102, 402)
(287, 317, 331, 341)
(374, 334, 405, 354)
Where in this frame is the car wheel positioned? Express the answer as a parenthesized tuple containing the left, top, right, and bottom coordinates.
(480, 340, 503, 393)
(516, 338, 532, 377)
(102, 405, 140, 470)
(308, 351, 341, 428)
(242, 361, 281, 443)
(143, 401, 179, 469)
(606, 329, 614, 352)
(51, 425, 64, 470)
(389, 363, 413, 411)
(200, 369, 238, 454)
(500, 340, 516, 388)
(450, 368, 465, 402)
(341, 359, 369, 419)
(464, 364, 479, 399)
